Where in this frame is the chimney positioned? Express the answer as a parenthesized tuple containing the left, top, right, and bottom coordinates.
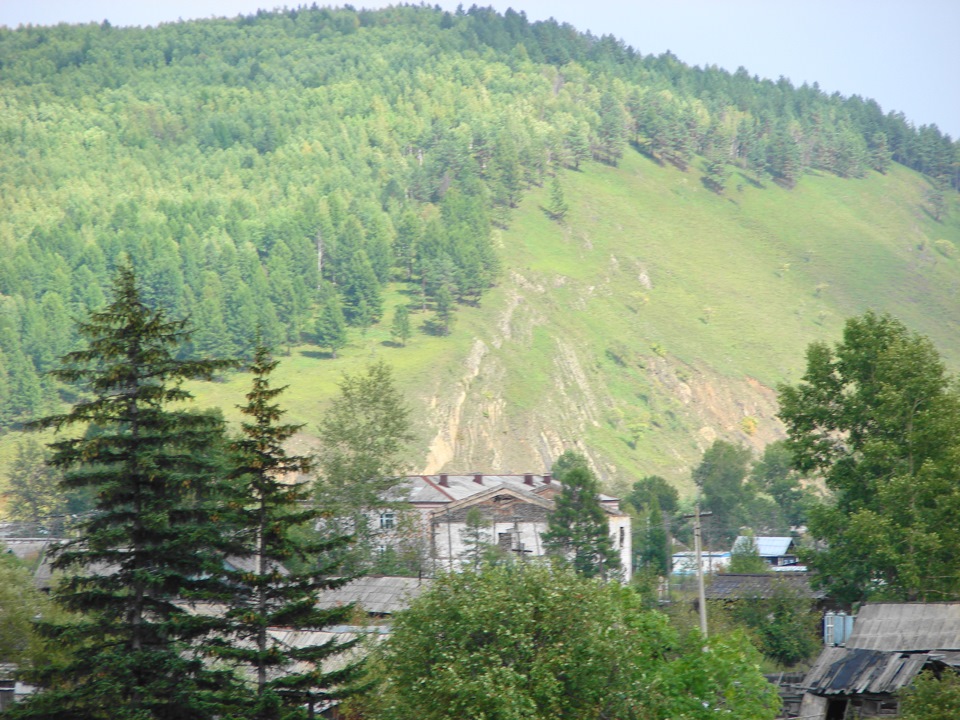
(523, 474, 534, 486)
(473, 474, 484, 485)
(438, 474, 449, 487)
(543, 473, 552, 484)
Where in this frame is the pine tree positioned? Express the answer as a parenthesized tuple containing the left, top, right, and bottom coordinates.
(458, 508, 493, 572)
(542, 467, 620, 580)
(315, 292, 347, 358)
(211, 343, 359, 719)
(434, 284, 454, 336)
(10, 263, 240, 720)
(390, 304, 411, 347)
(546, 174, 568, 220)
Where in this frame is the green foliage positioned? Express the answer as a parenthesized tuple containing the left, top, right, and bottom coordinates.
(720, 581, 821, 667)
(11, 263, 240, 719)
(626, 476, 678, 576)
(694, 440, 754, 544)
(458, 507, 493, 572)
(389, 304, 411, 347)
(212, 343, 360, 718)
(749, 440, 814, 528)
(899, 669, 960, 720)
(314, 360, 414, 574)
(542, 466, 620, 579)
(314, 287, 348, 358)
(550, 449, 590, 480)
(626, 474, 679, 514)
(546, 174, 568, 220)
(0, 554, 46, 664)
(778, 311, 960, 603)
(355, 562, 779, 720)
(728, 533, 770, 574)
(0, 2, 957, 490)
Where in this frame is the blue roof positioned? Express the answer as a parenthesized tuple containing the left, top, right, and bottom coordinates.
(732, 536, 795, 557)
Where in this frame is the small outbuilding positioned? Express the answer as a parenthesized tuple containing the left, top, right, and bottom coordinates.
(799, 602, 960, 719)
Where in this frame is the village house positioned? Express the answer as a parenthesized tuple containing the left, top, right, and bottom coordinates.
(731, 535, 804, 570)
(387, 473, 632, 579)
(799, 602, 960, 719)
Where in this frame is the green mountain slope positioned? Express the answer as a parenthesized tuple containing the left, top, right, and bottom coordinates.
(1, 6, 958, 499)
(173, 149, 959, 497)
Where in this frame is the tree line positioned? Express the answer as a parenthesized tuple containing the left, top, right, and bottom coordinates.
(1, 4, 957, 429)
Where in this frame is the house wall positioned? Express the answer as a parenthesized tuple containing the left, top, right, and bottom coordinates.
(432, 518, 549, 570)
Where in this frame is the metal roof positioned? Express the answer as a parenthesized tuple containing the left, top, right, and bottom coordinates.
(401, 475, 620, 506)
(803, 646, 960, 696)
(731, 536, 795, 557)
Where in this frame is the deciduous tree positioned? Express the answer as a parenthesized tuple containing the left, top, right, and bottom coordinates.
(778, 311, 960, 602)
(355, 562, 779, 720)
(314, 361, 414, 573)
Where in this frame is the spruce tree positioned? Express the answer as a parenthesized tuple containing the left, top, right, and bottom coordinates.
(547, 174, 568, 220)
(542, 467, 620, 580)
(11, 262, 239, 720)
(211, 343, 359, 719)
(390, 304, 411, 347)
(315, 292, 347, 358)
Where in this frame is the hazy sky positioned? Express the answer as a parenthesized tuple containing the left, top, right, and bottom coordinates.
(2, 1, 958, 139)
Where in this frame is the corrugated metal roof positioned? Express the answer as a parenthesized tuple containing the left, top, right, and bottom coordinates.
(804, 647, 936, 695)
(705, 573, 826, 600)
(315, 575, 431, 615)
(846, 603, 960, 652)
(732, 536, 795, 557)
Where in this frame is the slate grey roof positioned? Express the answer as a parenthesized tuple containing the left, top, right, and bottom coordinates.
(315, 575, 431, 615)
(705, 573, 826, 600)
(845, 602, 960, 652)
(400, 475, 620, 508)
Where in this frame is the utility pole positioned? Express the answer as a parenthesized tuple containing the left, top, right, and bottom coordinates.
(683, 505, 713, 638)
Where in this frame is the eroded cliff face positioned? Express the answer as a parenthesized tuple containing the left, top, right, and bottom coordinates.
(417, 267, 784, 493)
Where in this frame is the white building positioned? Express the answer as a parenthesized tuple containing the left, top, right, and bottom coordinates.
(390, 473, 632, 580)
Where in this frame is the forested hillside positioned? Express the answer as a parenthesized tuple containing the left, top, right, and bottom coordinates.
(1, 5, 958, 489)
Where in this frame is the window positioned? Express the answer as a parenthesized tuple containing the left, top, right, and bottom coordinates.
(379, 512, 395, 530)
(619, 526, 626, 547)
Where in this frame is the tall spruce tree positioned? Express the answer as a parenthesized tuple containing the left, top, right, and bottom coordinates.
(542, 466, 620, 580)
(11, 263, 239, 720)
(211, 343, 359, 719)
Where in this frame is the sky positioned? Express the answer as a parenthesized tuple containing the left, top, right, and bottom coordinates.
(2, 1, 958, 140)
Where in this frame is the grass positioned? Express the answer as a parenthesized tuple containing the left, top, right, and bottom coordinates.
(2, 149, 959, 497)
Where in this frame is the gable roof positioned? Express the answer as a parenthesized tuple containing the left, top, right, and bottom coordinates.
(431, 484, 555, 517)
(732, 536, 796, 557)
(400, 474, 620, 506)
